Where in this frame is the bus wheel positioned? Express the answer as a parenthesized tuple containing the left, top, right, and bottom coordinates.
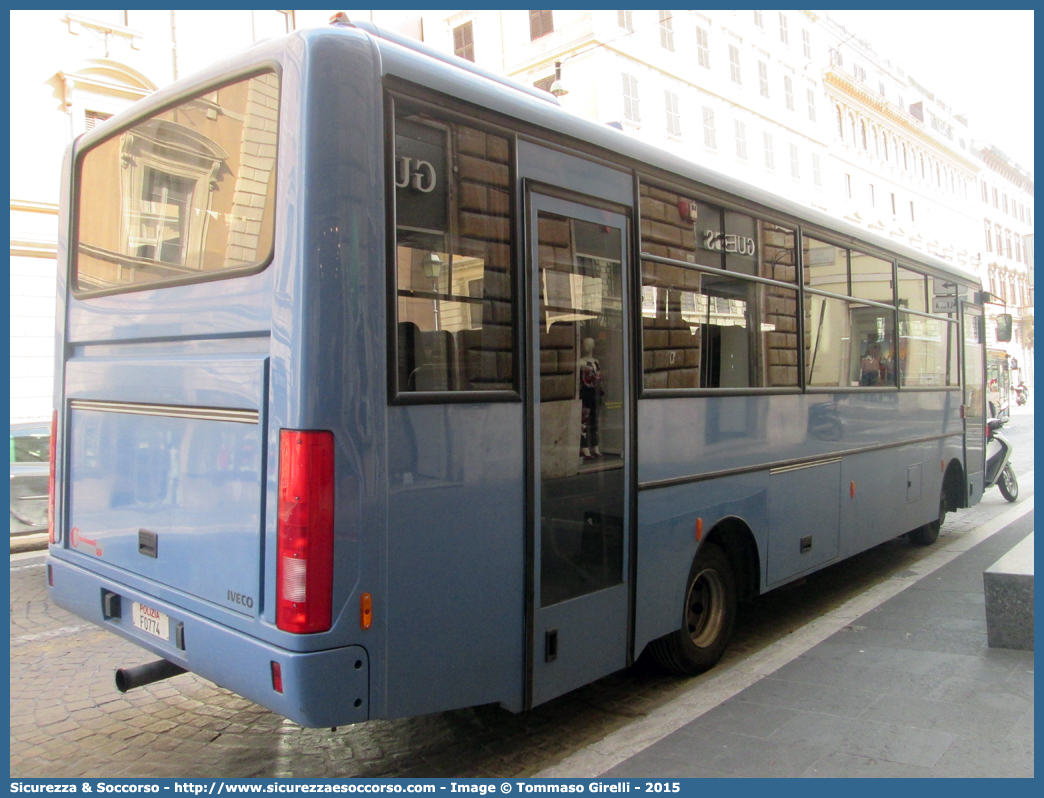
(998, 465, 1018, 502)
(909, 490, 946, 546)
(649, 543, 737, 675)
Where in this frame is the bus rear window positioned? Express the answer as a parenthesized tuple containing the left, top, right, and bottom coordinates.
(74, 71, 279, 295)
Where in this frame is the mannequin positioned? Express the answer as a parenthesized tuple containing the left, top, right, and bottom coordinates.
(578, 337, 602, 458)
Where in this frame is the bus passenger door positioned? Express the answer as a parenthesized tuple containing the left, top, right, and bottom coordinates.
(962, 305, 986, 504)
(525, 188, 633, 709)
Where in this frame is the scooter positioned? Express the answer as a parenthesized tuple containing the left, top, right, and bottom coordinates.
(1015, 383, 1029, 406)
(984, 417, 1018, 502)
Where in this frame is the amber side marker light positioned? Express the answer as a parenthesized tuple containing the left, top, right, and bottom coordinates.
(360, 593, 373, 629)
(695, 518, 703, 541)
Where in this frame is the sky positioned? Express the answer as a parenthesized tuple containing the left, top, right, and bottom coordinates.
(826, 9, 1034, 175)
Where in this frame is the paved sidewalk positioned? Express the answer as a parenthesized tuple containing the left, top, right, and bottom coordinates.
(604, 510, 1035, 777)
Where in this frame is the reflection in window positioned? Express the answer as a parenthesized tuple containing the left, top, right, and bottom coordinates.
(806, 294, 895, 387)
(394, 106, 514, 393)
(76, 72, 279, 292)
(897, 266, 928, 312)
(642, 261, 799, 389)
(899, 313, 956, 387)
(849, 252, 893, 304)
(537, 211, 625, 606)
(802, 235, 846, 294)
(638, 183, 796, 284)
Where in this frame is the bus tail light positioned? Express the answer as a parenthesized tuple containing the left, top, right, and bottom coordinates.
(48, 409, 57, 545)
(276, 430, 335, 634)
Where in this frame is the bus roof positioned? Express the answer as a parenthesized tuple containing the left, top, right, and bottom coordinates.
(346, 25, 980, 290)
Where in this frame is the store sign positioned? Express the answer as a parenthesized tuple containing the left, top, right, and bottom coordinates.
(395, 157, 437, 193)
(702, 230, 756, 258)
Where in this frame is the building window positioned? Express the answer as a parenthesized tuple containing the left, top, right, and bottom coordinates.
(529, 10, 553, 40)
(758, 61, 770, 98)
(658, 10, 674, 51)
(802, 28, 811, 59)
(869, 184, 875, 207)
(754, 10, 764, 29)
(1003, 193, 1009, 214)
(784, 75, 794, 111)
(993, 187, 999, 208)
(878, 80, 886, 95)
(84, 109, 113, 130)
(981, 181, 988, 202)
(702, 106, 717, 149)
(453, 21, 475, 62)
(836, 105, 844, 138)
(807, 88, 816, 122)
(618, 10, 633, 31)
(1028, 208, 1033, 225)
(790, 143, 800, 178)
(829, 47, 843, 67)
(854, 64, 866, 82)
(845, 173, 852, 199)
(665, 91, 681, 137)
(729, 44, 742, 83)
(860, 120, 868, 150)
(812, 152, 822, 186)
(872, 125, 880, 157)
(696, 27, 711, 68)
(622, 73, 640, 122)
(779, 12, 789, 44)
(890, 192, 896, 216)
(735, 120, 747, 159)
(764, 132, 775, 169)
(903, 144, 909, 171)
(910, 201, 915, 221)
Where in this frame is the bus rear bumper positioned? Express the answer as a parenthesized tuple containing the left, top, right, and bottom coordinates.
(46, 555, 369, 728)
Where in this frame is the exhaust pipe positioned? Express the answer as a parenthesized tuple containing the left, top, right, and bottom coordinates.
(115, 659, 187, 693)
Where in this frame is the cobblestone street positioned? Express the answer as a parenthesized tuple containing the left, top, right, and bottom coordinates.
(11, 413, 1033, 778)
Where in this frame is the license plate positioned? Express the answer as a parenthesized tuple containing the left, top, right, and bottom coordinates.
(131, 601, 169, 640)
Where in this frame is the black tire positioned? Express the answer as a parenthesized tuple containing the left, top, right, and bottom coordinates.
(909, 490, 946, 546)
(648, 542, 737, 675)
(998, 464, 1019, 502)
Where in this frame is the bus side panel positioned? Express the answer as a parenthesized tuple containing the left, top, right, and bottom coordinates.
(638, 393, 960, 487)
(839, 446, 904, 557)
(634, 472, 768, 656)
(384, 403, 525, 718)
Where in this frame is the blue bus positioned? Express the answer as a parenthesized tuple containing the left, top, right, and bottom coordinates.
(47, 21, 986, 728)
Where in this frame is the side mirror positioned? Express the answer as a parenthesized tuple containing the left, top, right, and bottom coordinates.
(996, 314, 1013, 343)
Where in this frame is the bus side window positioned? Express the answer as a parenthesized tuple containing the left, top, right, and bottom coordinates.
(392, 103, 516, 398)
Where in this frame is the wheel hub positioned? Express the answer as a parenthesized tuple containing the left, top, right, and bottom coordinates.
(686, 568, 726, 648)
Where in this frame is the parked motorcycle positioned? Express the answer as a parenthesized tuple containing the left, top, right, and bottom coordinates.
(984, 417, 1018, 502)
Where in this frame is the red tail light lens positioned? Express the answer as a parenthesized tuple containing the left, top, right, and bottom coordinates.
(48, 409, 57, 545)
(276, 430, 335, 633)
(270, 661, 283, 693)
